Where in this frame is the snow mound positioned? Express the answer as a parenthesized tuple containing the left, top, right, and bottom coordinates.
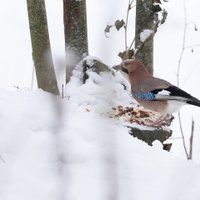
(0, 60, 200, 200)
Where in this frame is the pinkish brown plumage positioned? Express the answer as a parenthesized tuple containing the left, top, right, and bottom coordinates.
(118, 59, 200, 114)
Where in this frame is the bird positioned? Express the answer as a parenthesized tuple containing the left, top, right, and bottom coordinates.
(115, 59, 200, 115)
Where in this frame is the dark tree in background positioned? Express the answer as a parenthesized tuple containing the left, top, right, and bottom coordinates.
(26, 0, 59, 95)
(63, 0, 88, 82)
(135, 0, 154, 74)
(134, 0, 171, 149)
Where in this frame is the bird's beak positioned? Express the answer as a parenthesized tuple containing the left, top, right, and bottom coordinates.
(113, 62, 129, 75)
(112, 62, 130, 81)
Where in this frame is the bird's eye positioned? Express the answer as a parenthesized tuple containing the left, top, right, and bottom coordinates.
(123, 62, 129, 66)
(121, 66, 129, 74)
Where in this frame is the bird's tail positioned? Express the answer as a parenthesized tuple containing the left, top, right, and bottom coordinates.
(187, 97, 200, 107)
(156, 95, 200, 107)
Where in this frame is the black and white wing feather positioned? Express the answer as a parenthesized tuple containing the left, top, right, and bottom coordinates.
(151, 86, 200, 107)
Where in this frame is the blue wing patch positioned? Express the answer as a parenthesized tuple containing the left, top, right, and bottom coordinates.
(136, 92, 155, 100)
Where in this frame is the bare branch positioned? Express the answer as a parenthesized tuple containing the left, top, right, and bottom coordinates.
(124, 0, 135, 58)
(31, 65, 35, 90)
(189, 118, 195, 160)
(178, 112, 189, 159)
(184, 44, 200, 49)
(176, 0, 191, 160)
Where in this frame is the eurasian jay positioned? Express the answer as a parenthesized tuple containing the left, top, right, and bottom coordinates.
(116, 59, 200, 115)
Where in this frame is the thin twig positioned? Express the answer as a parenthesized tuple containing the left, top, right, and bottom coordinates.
(124, 0, 134, 57)
(61, 84, 65, 98)
(128, 2, 136, 51)
(189, 118, 195, 160)
(31, 65, 35, 90)
(176, 0, 190, 160)
(125, 0, 130, 52)
(129, 37, 135, 51)
(178, 112, 189, 159)
(169, 137, 183, 140)
(184, 44, 200, 49)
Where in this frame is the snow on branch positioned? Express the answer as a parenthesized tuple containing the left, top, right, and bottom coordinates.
(140, 29, 154, 43)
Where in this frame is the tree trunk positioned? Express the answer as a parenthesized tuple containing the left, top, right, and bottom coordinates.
(135, 0, 154, 74)
(27, 0, 59, 95)
(63, 0, 88, 83)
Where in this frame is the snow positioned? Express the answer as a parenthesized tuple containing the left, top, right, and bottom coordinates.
(0, 60, 200, 200)
(1, 0, 200, 163)
(140, 29, 154, 42)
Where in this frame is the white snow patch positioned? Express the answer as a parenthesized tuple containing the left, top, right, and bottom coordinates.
(140, 29, 154, 42)
(152, 140, 163, 149)
(0, 62, 200, 200)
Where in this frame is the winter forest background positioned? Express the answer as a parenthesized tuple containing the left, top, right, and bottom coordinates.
(1, 0, 200, 199)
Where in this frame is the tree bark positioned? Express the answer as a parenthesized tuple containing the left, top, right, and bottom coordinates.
(63, 0, 88, 82)
(134, 0, 172, 150)
(135, 0, 154, 74)
(27, 0, 59, 95)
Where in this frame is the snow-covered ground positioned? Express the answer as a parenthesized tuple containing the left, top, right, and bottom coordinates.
(0, 60, 200, 200)
(1, 0, 200, 162)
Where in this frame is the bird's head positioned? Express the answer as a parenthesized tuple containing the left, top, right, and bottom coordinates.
(114, 59, 147, 74)
(113, 60, 130, 80)
(113, 59, 150, 83)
